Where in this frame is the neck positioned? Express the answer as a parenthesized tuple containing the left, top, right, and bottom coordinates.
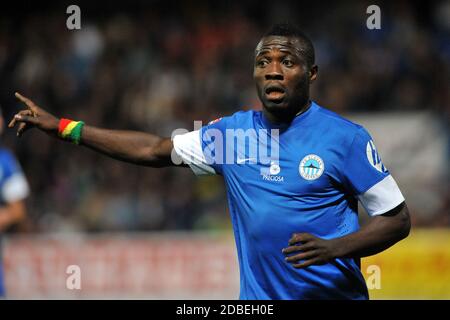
(263, 100, 312, 124)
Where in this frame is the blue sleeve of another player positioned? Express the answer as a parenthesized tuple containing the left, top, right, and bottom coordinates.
(1, 150, 21, 179)
(340, 128, 404, 216)
(0, 150, 30, 203)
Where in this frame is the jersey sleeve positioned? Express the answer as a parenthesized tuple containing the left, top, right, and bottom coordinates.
(0, 151, 30, 203)
(341, 128, 405, 216)
(172, 117, 228, 176)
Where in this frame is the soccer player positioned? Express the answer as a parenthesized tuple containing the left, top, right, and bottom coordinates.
(0, 108, 29, 297)
(9, 23, 410, 299)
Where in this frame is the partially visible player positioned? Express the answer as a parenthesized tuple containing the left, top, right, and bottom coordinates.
(0, 108, 29, 297)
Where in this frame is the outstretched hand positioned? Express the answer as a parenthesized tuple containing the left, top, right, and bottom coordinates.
(282, 233, 339, 269)
(8, 92, 59, 137)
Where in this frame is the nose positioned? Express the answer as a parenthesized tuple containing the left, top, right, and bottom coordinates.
(265, 62, 283, 81)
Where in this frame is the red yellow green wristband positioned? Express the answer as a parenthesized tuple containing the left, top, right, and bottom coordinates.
(58, 118, 85, 145)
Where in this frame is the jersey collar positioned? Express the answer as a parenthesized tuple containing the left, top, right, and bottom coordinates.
(259, 101, 318, 130)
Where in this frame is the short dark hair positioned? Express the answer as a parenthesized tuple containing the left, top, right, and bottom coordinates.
(264, 23, 315, 67)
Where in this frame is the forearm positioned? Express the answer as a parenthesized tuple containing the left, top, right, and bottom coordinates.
(9, 93, 176, 167)
(283, 202, 411, 269)
(79, 126, 173, 167)
(333, 202, 411, 259)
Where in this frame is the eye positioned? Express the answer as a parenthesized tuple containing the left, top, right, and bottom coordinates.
(256, 59, 269, 67)
(282, 59, 294, 67)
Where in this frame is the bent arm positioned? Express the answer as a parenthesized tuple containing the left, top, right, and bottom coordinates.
(333, 202, 411, 258)
(283, 202, 411, 268)
(9, 92, 179, 168)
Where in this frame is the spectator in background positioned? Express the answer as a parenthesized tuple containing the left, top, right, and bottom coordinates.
(0, 108, 29, 297)
(0, 1, 447, 231)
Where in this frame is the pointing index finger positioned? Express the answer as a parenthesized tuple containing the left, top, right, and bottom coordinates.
(15, 92, 39, 117)
(15, 92, 33, 108)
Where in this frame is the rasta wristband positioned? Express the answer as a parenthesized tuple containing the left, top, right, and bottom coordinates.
(58, 118, 85, 145)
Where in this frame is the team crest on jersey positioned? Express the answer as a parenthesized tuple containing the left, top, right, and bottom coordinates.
(208, 117, 223, 125)
(366, 140, 387, 173)
(299, 154, 324, 180)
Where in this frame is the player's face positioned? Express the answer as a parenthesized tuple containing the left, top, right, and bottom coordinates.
(254, 36, 314, 118)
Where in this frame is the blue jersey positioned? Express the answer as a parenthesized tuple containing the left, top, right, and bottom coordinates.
(0, 148, 30, 296)
(173, 101, 404, 300)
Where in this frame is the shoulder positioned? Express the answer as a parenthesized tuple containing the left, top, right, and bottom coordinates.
(315, 103, 363, 131)
(313, 102, 369, 142)
(0, 147, 18, 164)
(206, 109, 258, 129)
(0, 148, 21, 180)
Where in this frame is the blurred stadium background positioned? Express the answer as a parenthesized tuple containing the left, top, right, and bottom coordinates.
(0, 0, 448, 299)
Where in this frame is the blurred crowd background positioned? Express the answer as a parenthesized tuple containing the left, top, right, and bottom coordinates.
(0, 0, 448, 233)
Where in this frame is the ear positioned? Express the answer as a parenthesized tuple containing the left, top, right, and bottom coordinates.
(309, 65, 318, 83)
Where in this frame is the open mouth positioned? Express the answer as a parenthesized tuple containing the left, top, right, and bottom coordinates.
(265, 85, 286, 101)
